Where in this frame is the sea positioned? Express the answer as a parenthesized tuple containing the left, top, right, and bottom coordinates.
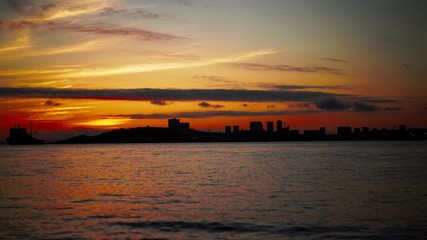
(0, 141, 426, 239)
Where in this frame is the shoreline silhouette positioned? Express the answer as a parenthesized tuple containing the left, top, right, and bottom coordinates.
(54, 119, 426, 144)
(5, 119, 426, 145)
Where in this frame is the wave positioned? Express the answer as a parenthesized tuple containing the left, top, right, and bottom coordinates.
(110, 220, 427, 238)
(99, 193, 129, 197)
(112, 220, 273, 233)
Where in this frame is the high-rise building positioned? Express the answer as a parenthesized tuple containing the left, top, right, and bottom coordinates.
(180, 122, 190, 130)
(399, 124, 407, 132)
(320, 127, 326, 136)
(168, 118, 180, 129)
(250, 121, 263, 133)
(168, 118, 189, 131)
(277, 120, 283, 132)
(354, 128, 361, 135)
(267, 122, 274, 133)
(337, 126, 352, 138)
(225, 126, 232, 134)
(233, 126, 239, 133)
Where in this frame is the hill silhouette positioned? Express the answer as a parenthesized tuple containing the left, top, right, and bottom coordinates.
(55, 127, 229, 144)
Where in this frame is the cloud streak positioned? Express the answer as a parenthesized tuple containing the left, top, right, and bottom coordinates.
(101, 7, 160, 19)
(261, 84, 355, 91)
(0, 29, 30, 53)
(45, 22, 185, 41)
(352, 102, 380, 111)
(0, 40, 114, 62)
(113, 109, 318, 119)
(229, 63, 343, 75)
(321, 58, 349, 63)
(0, 0, 184, 43)
(0, 87, 344, 102)
(198, 101, 224, 109)
(193, 75, 236, 84)
(44, 100, 61, 107)
(0, 49, 275, 78)
(0, 0, 109, 29)
(315, 98, 402, 112)
(150, 100, 172, 106)
(315, 98, 351, 110)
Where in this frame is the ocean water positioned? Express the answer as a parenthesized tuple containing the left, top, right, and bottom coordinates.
(0, 141, 426, 239)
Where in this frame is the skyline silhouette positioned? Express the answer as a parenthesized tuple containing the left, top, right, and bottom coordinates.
(4, 117, 427, 144)
(2, 118, 420, 144)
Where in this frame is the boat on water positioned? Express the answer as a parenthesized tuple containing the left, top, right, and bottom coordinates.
(6, 123, 44, 145)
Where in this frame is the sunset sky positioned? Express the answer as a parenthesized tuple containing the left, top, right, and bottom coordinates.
(1, 0, 426, 141)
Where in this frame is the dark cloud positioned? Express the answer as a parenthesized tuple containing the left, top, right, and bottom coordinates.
(0, 20, 34, 29)
(288, 103, 312, 108)
(46, 22, 185, 41)
(150, 100, 171, 106)
(44, 100, 60, 106)
(315, 98, 351, 110)
(315, 98, 402, 112)
(3, 0, 56, 17)
(262, 84, 353, 90)
(101, 7, 159, 19)
(229, 63, 343, 75)
(267, 105, 275, 109)
(113, 109, 318, 119)
(402, 63, 409, 69)
(129, 10, 159, 19)
(242, 104, 248, 107)
(193, 75, 236, 83)
(0, 87, 346, 102)
(353, 98, 399, 104)
(383, 107, 403, 111)
(321, 58, 349, 63)
(100, 7, 123, 16)
(352, 102, 380, 111)
(0, 1, 184, 42)
(198, 101, 224, 109)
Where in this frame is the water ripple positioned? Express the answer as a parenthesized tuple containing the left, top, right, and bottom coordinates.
(111, 220, 274, 233)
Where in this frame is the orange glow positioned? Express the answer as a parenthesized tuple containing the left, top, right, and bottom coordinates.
(76, 118, 133, 128)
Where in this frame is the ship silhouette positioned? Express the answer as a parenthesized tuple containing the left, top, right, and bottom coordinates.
(6, 123, 44, 145)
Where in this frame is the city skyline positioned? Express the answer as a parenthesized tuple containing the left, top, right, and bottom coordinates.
(7, 117, 426, 144)
(1, 0, 427, 141)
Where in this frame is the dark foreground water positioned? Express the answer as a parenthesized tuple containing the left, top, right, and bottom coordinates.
(0, 142, 426, 239)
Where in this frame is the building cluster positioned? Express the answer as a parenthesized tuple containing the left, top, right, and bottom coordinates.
(168, 118, 190, 131)
(336, 125, 427, 140)
(224, 121, 427, 141)
(163, 118, 426, 141)
(225, 120, 300, 141)
(225, 120, 292, 135)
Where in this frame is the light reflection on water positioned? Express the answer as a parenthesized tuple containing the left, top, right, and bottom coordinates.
(0, 142, 426, 239)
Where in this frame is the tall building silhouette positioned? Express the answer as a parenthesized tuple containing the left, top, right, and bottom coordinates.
(168, 118, 180, 129)
(168, 118, 190, 131)
(277, 120, 283, 132)
(233, 126, 239, 133)
(267, 122, 274, 133)
(250, 122, 263, 133)
(337, 126, 352, 139)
